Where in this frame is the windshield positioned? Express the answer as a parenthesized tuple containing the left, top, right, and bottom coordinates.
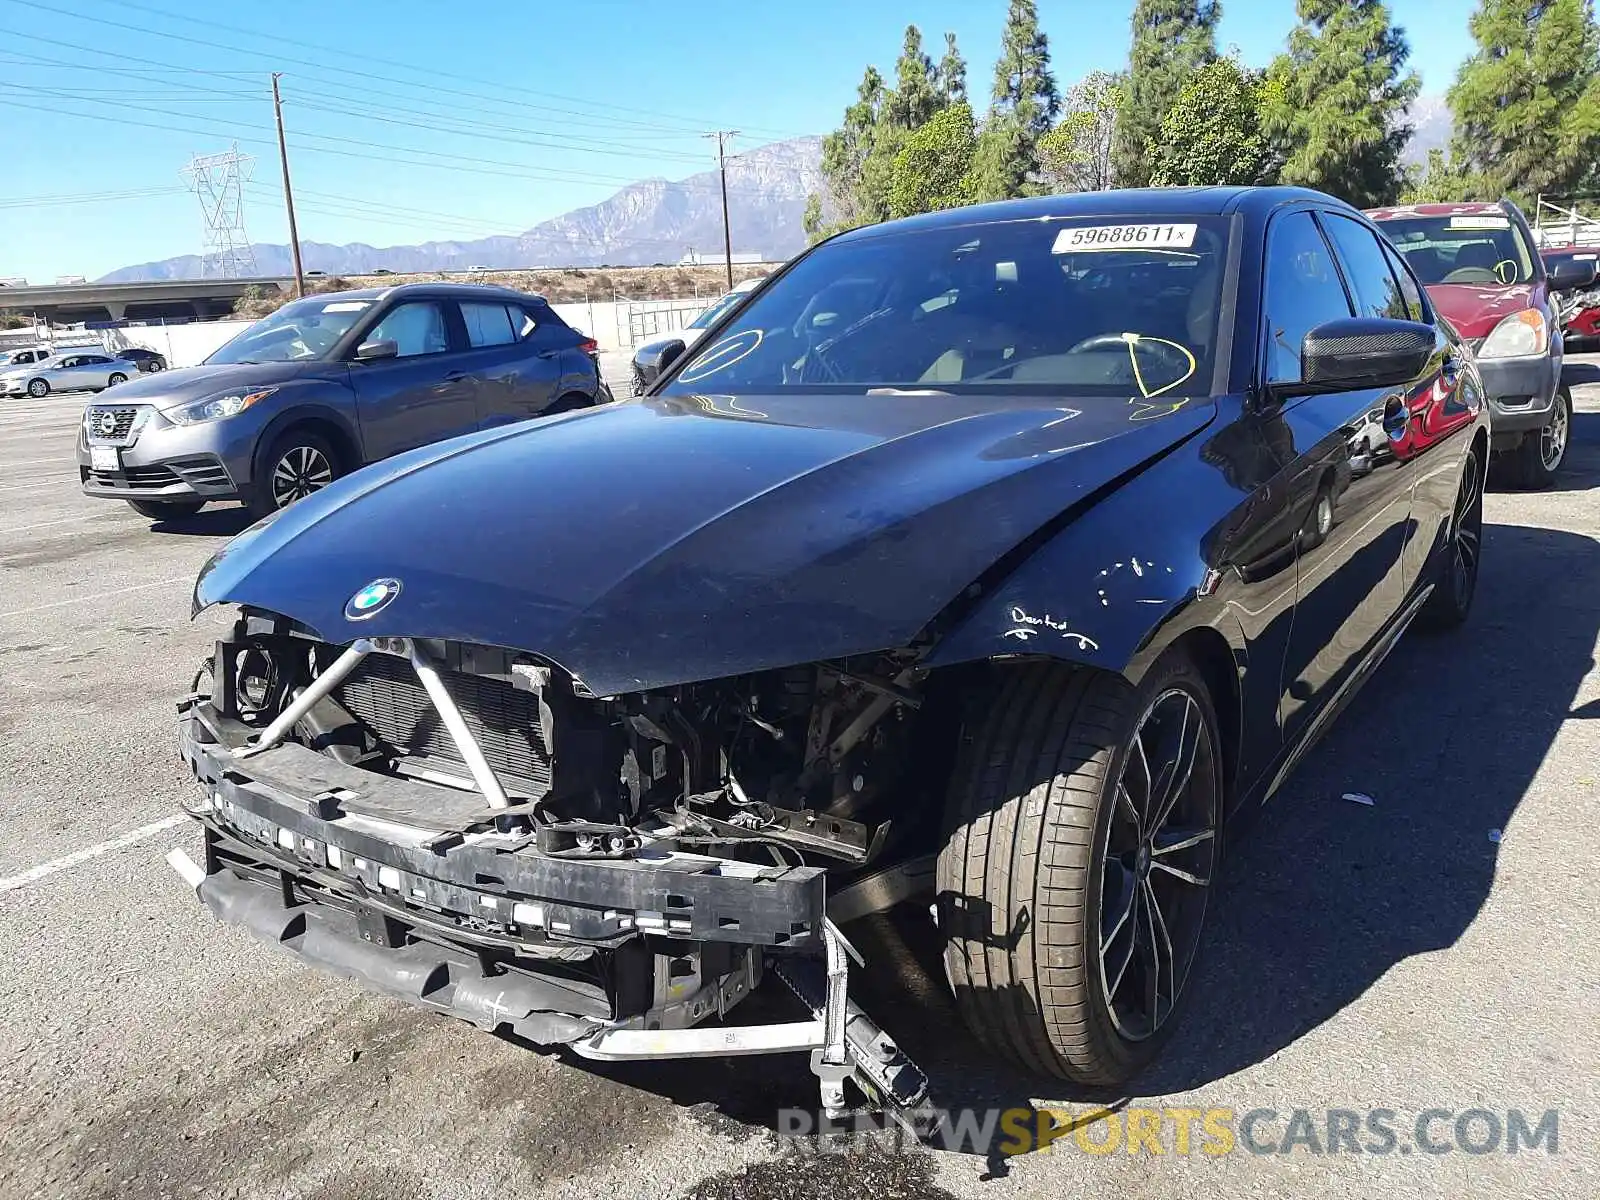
(686, 289, 751, 331)
(1377, 213, 1536, 286)
(662, 216, 1230, 398)
(204, 296, 375, 365)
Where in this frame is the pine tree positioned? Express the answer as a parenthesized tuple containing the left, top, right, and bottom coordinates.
(1449, 0, 1600, 204)
(814, 65, 889, 233)
(885, 26, 944, 130)
(1112, 0, 1221, 188)
(939, 32, 968, 105)
(970, 0, 1063, 202)
(1262, 0, 1419, 207)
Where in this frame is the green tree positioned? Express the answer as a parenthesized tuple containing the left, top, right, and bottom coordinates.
(938, 32, 968, 104)
(970, 0, 1063, 201)
(884, 25, 944, 131)
(1148, 56, 1276, 186)
(1039, 71, 1124, 192)
(1448, 0, 1600, 205)
(889, 102, 978, 217)
(1262, 0, 1419, 207)
(1113, 0, 1221, 188)
(813, 64, 889, 235)
(1399, 147, 1481, 202)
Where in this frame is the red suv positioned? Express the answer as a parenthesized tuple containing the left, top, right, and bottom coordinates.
(1367, 199, 1597, 487)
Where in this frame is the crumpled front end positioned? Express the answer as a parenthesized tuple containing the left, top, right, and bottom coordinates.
(171, 608, 934, 1113)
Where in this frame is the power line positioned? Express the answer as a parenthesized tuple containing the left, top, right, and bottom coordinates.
(0, 185, 186, 210)
(0, 83, 784, 200)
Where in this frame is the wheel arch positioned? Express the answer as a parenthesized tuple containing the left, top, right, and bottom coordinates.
(251, 405, 360, 485)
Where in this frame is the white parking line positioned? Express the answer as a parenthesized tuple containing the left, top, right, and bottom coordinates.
(0, 476, 76, 494)
(0, 513, 110, 536)
(0, 814, 186, 894)
(0, 574, 191, 619)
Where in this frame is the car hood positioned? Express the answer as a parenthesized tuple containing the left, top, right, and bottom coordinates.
(194, 390, 1217, 695)
(100, 360, 328, 410)
(1423, 282, 1541, 340)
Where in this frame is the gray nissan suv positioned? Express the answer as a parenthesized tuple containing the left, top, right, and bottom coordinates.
(77, 283, 610, 521)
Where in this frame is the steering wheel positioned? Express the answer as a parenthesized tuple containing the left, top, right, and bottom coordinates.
(1069, 332, 1193, 373)
(1441, 267, 1498, 284)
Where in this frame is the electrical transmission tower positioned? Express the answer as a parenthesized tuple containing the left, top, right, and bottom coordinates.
(181, 143, 259, 278)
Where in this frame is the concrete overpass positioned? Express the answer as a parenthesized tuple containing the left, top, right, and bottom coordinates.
(0, 276, 293, 324)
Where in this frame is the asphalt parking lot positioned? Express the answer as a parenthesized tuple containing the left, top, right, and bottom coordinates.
(3, 362, 1598, 1200)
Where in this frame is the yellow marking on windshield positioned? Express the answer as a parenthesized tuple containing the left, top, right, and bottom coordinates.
(1119, 332, 1198, 399)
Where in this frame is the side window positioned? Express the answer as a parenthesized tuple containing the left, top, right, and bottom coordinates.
(1323, 214, 1408, 320)
(1263, 211, 1354, 385)
(1379, 241, 1426, 322)
(366, 301, 451, 358)
(461, 301, 517, 348)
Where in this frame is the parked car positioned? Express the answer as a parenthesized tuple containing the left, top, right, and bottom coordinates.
(75, 282, 608, 522)
(1542, 246, 1600, 348)
(2, 350, 135, 398)
(1367, 199, 1598, 488)
(630, 275, 764, 394)
(168, 187, 1487, 1112)
(115, 346, 168, 373)
(0, 345, 54, 370)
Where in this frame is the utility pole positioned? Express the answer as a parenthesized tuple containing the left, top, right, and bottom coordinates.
(703, 130, 739, 289)
(271, 72, 305, 298)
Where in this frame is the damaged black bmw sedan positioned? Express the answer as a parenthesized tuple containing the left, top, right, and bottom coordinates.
(171, 186, 1487, 1112)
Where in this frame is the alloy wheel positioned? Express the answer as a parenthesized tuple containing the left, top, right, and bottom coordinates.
(1097, 687, 1219, 1041)
(270, 444, 333, 508)
(27, 379, 47, 398)
(1449, 450, 1483, 609)
(1540, 393, 1570, 472)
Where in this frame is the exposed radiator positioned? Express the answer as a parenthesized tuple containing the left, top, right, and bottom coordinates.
(335, 653, 552, 794)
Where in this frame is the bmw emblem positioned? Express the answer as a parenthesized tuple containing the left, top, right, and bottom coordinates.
(344, 578, 401, 621)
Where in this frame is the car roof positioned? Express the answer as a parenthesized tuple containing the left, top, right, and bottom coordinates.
(288, 282, 549, 305)
(826, 185, 1351, 244)
(1365, 201, 1505, 221)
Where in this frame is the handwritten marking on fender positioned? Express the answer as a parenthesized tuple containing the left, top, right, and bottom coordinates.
(1004, 606, 1100, 652)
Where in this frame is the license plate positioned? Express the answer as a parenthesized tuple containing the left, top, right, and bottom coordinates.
(90, 445, 119, 472)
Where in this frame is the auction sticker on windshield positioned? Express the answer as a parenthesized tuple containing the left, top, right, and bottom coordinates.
(1053, 223, 1197, 253)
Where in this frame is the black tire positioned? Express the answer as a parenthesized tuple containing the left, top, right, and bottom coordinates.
(106, 372, 127, 387)
(127, 498, 206, 520)
(248, 428, 341, 520)
(937, 652, 1223, 1086)
(26, 378, 48, 398)
(147, 359, 165, 372)
(1417, 443, 1484, 632)
(1500, 385, 1570, 489)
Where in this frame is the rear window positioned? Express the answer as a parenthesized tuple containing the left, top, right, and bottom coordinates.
(1375, 212, 1536, 286)
(663, 216, 1231, 398)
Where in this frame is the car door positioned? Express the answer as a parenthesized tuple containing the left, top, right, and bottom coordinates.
(347, 298, 478, 461)
(1262, 209, 1417, 746)
(461, 299, 576, 429)
(1371, 236, 1481, 593)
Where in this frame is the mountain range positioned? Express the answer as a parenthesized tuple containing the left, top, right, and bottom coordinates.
(100, 99, 1456, 283)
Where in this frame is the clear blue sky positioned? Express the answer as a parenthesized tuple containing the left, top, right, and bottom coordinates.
(0, 0, 1478, 281)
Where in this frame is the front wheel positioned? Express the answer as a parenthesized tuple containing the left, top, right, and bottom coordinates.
(26, 378, 48, 398)
(1502, 386, 1570, 489)
(248, 429, 340, 520)
(127, 498, 205, 520)
(937, 653, 1223, 1085)
(107, 372, 127, 387)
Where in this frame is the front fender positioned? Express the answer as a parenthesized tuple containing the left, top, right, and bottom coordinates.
(921, 439, 1248, 685)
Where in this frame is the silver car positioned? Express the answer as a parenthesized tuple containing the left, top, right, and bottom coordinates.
(2, 350, 135, 398)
